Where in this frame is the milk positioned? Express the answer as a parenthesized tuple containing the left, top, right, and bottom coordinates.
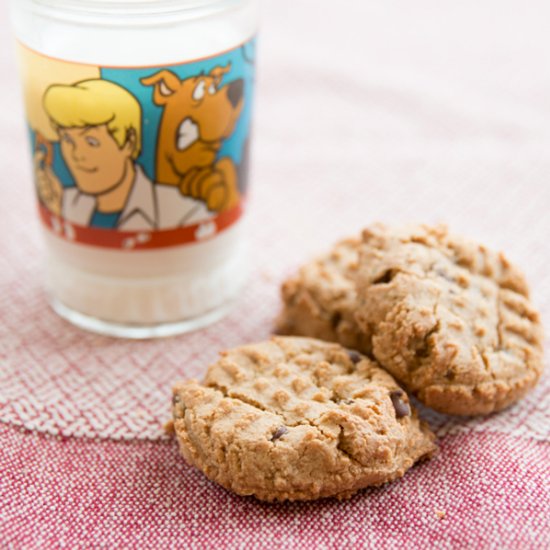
(10, 0, 259, 337)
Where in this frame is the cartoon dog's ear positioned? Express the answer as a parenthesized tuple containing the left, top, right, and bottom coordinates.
(209, 64, 231, 86)
(140, 70, 181, 105)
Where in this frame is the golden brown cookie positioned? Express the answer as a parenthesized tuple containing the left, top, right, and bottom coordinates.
(275, 238, 370, 353)
(355, 224, 544, 416)
(172, 337, 436, 501)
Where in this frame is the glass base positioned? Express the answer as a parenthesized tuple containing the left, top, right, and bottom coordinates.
(49, 296, 236, 339)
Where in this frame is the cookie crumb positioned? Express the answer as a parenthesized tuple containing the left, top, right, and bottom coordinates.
(434, 508, 446, 520)
(164, 420, 175, 436)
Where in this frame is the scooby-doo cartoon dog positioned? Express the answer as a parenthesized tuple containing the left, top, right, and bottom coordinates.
(141, 65, 244, 213)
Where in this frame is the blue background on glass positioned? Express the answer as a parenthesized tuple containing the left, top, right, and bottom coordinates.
(28, 38, 256, 199)
(102, 39, 256, 187)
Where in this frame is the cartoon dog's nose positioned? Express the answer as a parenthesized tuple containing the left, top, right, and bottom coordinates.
(226, 79, 244, 108)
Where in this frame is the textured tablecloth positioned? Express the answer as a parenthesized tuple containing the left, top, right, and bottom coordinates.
(1, 1, 549, 548)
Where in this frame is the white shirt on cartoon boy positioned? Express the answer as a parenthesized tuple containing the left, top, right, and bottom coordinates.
(62, 165, 212, 231)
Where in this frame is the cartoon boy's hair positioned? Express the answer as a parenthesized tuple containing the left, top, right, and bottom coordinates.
(43, 79, 142, 159)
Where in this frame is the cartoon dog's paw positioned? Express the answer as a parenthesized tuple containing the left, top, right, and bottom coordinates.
(204, 182, 229, 212)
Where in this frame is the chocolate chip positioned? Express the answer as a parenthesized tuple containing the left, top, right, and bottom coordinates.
(330, 311, 342, 328)
(341, 399, 355, 405)
(172, 393, 181, 406)
(271, 426, 288, 441)
(390, 390, 410, 419)
(348, 350, 362, 364)
(373, 269, 395, 285)
(445, 369, 456, 381)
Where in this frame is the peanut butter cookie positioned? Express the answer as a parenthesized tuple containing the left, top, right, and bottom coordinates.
(275, 238, 370, 353)
(355, 224, 544, 416)
(172, 337, 436, 501)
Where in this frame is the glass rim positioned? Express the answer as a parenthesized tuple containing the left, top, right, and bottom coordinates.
(23, 0, 244, 16)
(13, 0, 250, 26)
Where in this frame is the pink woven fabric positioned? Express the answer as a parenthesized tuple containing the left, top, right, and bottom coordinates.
(1, 424, 549, 549)
(1, 0, 549, 547)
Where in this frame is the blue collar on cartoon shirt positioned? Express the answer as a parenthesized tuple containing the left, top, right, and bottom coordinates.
(90, 209, 123, 229)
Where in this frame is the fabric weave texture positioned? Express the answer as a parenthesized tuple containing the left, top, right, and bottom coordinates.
(1, 1, 549, 547)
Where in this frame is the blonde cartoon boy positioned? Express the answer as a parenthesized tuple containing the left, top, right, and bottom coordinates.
(35, 79, 210, 231)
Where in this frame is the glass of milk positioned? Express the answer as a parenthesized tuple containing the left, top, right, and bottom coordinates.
(10, 0, 258, 338)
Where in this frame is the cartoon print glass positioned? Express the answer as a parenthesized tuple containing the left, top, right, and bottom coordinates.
(20, 39, 255, 250)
